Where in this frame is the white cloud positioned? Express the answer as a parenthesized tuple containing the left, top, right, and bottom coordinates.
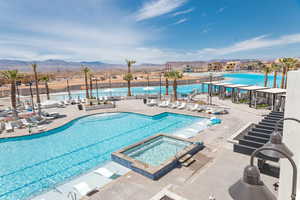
(136, 0, 188, 21)
(173, 18, 188, 25)
(172, 8, 194, 16)
(197, 34, 300, 55)
(217, 7, 226, 14)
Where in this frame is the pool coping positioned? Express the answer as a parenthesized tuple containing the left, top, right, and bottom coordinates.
(111, 134, 203, 180)
(0, 111, 206, 141)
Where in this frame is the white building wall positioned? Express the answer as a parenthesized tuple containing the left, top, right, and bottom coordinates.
(279, 70, 300, 200)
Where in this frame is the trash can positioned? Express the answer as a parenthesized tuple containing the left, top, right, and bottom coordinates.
(143, 98, 147, 104)
(78, 104, 83, 110)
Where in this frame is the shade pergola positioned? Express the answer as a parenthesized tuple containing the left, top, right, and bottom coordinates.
(222, 84, 249, 88)
(210, 82, 232, 99)
(256, 88, 286, 94)
(255, 88, 286, 111)
(238, 85, 268, 91)
(215, 83, 250, 101)
(201, 81, 224, 85)
(234, 85, 269, 107)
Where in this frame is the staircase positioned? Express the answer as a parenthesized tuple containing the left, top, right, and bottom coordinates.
(179, 154, 195, 167)
(233, 111, 284, 162)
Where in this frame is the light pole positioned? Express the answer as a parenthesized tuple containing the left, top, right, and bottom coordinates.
(229, 147, 297, 200)
(95, 77, 99, 104)
(29, 82, 35, 113)
(159, 72, 162, 100)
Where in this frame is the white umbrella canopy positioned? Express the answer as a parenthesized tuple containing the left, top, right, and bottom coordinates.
(143, 87, 155, 91)
(41, 100, 61, 108)
(103, 89, 114, 92)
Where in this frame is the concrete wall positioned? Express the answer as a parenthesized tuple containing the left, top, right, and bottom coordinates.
(278, 70, 300, 200)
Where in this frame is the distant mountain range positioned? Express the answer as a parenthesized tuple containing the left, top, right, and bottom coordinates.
(0, 57, 287, 72)
(0, 59, 166, 72)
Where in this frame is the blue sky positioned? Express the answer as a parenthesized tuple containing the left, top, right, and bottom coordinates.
(1, 0, 300, 63)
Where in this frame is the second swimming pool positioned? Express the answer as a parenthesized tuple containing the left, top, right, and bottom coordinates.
(0, 112, 203, 200)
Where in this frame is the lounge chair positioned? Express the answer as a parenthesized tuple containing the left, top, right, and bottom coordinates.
(147, 99, 157, 107)
(169, 101, 180, 109)
(158, 101, 167, 107)
(20, 118, 31, 127)
(30, 116, 48, 125)
(73, 182, 97, 197)
(212, 108, 228, 115)
(5, 122, 13, 132)
(188, 104, 199, 111)
(177, 102, 186, 109)
(94, 167, 120, 179)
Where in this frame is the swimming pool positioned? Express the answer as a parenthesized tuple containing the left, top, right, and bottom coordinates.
(124, 135, 190, 166)
(112, 134, 202, 180)
(53, 73, 282, 100)
(0, 112, 203, 200)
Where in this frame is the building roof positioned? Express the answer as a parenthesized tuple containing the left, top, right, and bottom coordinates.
(202, 81, 223, 85)
(222, 84, 249, 88)
(256, 88, 287, 94)
(212, 82, 231, 86)
(238, 85, 268, 91)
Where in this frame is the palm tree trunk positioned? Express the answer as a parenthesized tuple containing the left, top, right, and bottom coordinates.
(11, 80, 18, 118)
(67, 80, 71, 100)
(284, 72, 288, 89)
(33, 66, 42, 116)
(173, 79, 177, 100)
(127, 80, 131, 96)
(165, 78, 169, 95)
(280, 68, 286, 89)
(273, 71, 277, 88)
(264, 72, 268, 87)
(84, 72, 89, 99)
(89, 76, 93, 98)
(45, 81, 50, 100)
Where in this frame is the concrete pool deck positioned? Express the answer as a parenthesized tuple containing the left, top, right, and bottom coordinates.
(0, 95, 275, 200)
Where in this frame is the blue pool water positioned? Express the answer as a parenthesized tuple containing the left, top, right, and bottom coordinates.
(0, 112, 202, 200)
(124, 135, 190, 166)
(53, 73, 282, 100)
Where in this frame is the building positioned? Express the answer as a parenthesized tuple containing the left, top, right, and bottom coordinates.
(278, 70, 300, 200)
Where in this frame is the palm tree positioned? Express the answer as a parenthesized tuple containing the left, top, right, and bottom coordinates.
(125, 59, 136, 96)
(271, 63, 281, 88)
(262, 65, 272, 87)
(164, 72, 169, 96)
(40, 75, 50, 100)
(279, 58, 298, 89)
(2, 70, 20, 118)
(166, 70, 183, 101)
(32, 63, 42, 116)
(82, 66, 90, 99)
(89, 73, 93, 98)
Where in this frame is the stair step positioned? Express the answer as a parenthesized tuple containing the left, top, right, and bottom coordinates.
(270, 111, 284, 115)
(179, 154, 192, 163)
(233, 144, 278, 162)
(244, 135, 269, 143)
(234, 143, 256, 155)
(248, 131, 271, 139)
(261, 119, 283, 124)
(252, 127, 273, 134)
(239, 139, 265, 148)
(255, 124, 283, 131)
(182, 158, 195, 167)
(268, 113, 284, 118)
(265, 116, 283, 121)
(259, 122, 283, 128)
